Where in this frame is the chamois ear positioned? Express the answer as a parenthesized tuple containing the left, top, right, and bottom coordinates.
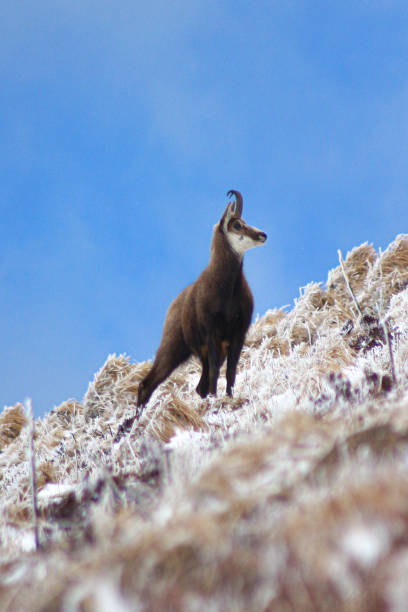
(221, 202, 236, 229)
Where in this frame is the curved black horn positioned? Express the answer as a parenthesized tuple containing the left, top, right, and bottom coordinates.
(226, 190, 243, 217)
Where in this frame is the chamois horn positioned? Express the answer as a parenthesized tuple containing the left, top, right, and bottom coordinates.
(226, 190, 243, 218)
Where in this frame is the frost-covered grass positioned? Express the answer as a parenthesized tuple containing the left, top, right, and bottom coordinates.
(2, 235, 408, 611)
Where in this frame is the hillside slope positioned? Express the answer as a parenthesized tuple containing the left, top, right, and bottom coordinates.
(2, 235, 408, 611)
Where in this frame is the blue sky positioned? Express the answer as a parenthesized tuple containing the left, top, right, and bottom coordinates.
(2, 2, 408, 416)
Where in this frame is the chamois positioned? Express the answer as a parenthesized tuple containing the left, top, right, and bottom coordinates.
(137, 190, 267, 407)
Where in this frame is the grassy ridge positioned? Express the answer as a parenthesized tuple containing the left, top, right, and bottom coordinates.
(1, 235, 408, 611)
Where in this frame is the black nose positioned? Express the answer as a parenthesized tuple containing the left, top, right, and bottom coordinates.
(259, 232, 267, 242)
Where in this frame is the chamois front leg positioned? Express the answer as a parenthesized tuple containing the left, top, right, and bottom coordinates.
(207, 334, 223, 396)
(226, 332, 246, 396)
(196, 356, 209, 398)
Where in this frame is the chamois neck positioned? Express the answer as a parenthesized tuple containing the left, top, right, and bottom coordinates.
(209, 226, 243, 277)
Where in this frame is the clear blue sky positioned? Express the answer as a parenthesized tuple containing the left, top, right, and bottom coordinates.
(2, 2, 408, 416)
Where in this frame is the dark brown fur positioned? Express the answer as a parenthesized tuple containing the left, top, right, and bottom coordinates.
(137, 191, 267, 406)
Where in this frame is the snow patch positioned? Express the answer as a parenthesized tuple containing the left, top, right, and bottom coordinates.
(341, 523, 390, 569)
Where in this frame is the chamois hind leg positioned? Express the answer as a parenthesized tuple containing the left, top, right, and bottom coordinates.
(138, 290, 191, 407)
(137, 333, 190, 407)
(137, 341, 190, 406)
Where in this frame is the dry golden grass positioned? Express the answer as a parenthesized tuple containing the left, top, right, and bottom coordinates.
(146, 396, 207, 442)
(0, 403, 27, 451)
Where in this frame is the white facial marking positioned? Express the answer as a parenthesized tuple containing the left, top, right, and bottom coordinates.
(226, 231, 263, 256)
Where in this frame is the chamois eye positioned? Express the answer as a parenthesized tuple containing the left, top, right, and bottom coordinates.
(233, 221, 242, 230)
